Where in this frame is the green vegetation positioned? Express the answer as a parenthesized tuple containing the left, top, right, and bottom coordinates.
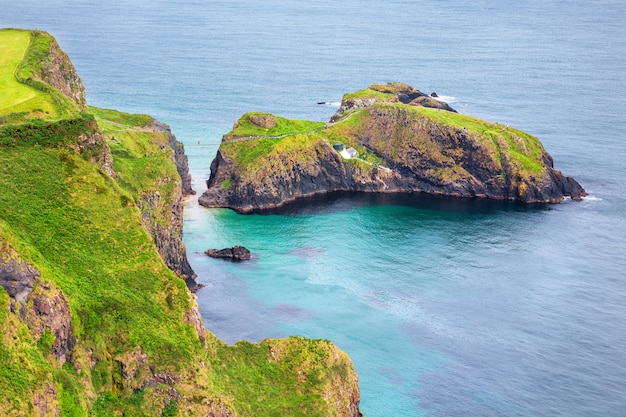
(0, 112, 97, 146)
(0, 29, 81, 125)
(89, 106, 153, 128)
(413, 105, 546, 176)
(90, 106, 179, 228)
(0, 29, 59, 120)
(220, 113, 327, 174)
(226, 112, 325, 139)
(0, 138, 199, 364)
(342, 88, 396, 102)
(220, 178, 232, 189)
(212, 337, 357, 416)
(0, 285, 56, 416)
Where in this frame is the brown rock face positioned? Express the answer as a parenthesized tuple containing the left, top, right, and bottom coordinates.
(137, 120, 196, 283)
(184, 304, 207, 347)
(249, 113, 277, 129)
(0, 242, 76, 365)
(31, 384, 60, 417)
(140, 187, 195, 281)
(0, 255, 39, 305)
(76, 130, 116, 178)
(27, 289, 76, 364)
(150, 120, 195, 196)
(38, 33, 87, 109)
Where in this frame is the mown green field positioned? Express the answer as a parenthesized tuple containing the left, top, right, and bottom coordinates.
(0, 29, 59, 120)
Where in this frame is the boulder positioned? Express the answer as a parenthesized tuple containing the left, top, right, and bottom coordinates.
(249, 114, 277, 129)
(205, 245, 251, 260)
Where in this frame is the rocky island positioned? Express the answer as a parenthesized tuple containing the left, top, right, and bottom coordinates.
(199, 82, 585, 213)
(0, 29, 361, 416)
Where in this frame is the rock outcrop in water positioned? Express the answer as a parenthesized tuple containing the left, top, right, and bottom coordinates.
(205, 245, 251, 260)
(199, 82, 586, 213)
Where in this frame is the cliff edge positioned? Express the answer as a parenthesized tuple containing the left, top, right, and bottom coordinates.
(199, 82, 585, 212)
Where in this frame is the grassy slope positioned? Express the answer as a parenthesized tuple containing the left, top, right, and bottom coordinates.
(0, 139, 207, 416)
(342, 88, 396, 101)
(212, 337, 358, 417)
(412, 105, 546, 176)
(220, 112, 328, 175)
(89, 106, 179, 229)
(89, 108, 359, 416)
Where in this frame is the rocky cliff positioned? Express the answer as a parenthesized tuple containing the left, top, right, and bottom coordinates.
(0, 29, 362, 417)
(136, 119, 196, 282)
(199, 82, 585, 212)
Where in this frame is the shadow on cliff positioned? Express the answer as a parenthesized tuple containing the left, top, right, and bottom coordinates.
(255, 191, 552, 217)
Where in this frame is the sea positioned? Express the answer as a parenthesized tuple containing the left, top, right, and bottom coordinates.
(3, 1, 626, 415)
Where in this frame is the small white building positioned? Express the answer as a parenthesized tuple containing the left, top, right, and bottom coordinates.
(340, 147, 358, 159)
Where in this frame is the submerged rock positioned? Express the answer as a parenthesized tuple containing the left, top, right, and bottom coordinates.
(205, 245, 251, 260)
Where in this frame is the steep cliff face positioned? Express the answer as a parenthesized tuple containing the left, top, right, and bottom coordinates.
(151, 119, 195, 196)
(200, 83, 585, 212)
(37, 33, 87, 109)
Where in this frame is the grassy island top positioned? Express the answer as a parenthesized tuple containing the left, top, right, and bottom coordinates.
(341, 87, 397, 102)
(225, 112, 325, 139)
(218, 98, 547, 180)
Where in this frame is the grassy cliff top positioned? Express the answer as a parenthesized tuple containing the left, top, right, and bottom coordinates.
(0, 29, 82, 125)
(226, 112, 325, 139)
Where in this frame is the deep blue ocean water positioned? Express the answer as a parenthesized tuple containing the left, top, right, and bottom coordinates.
(4, 1, 626, 415)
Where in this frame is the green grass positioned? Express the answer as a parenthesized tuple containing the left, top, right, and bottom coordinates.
(89, 106, 153, 128)
(221, 131, 327, 175)
(0, 112, 97, 146)
(342, 88, 396, 102)
(0, 29, 59, 120)
(90, 107, 179, 229)
(0, 111, 206, 414)
(212, 337, 356, 416)
(226, 112, 325, 139)
(0, 146, 196, 363)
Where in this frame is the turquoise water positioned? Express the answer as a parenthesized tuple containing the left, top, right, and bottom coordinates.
(4, 1, 626, 415)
